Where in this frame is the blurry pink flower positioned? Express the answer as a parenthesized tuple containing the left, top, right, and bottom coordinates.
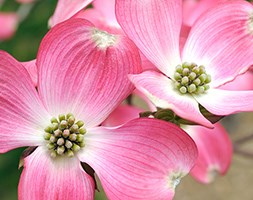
(0, 12, 19, 40)
(0, 18, 197, 200)
(116, 0, 253, 128)
(103, 104, 232, 184)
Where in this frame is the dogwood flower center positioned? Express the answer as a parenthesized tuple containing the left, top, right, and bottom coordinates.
(173, 62, 211, 94)
(44, 113, 86, 158)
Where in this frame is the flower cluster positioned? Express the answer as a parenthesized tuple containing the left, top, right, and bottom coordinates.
(0, 0, 252, 199)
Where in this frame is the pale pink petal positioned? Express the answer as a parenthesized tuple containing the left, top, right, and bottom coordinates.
(0, 12, 19, 40)
(129, 71, 213, 127)
(183, 0, 227, 26)
(74, 8, 123, 35)
(22, 59, 38, 86)
(185, 123, 232, 183)
(183, 1, 253, 87)
(102, 104, 143, 127)
(49, 0, 93, 27)
(194, 88, 253, 116)
(19, 147, 94, 200)
(0, 51, 50, 153)
(220, 70, 253, 91)
(115, 0, 182, 77)
(93, 0, 120, 28)
(79, 118, 197, 200)
(37, 18, 141, 128)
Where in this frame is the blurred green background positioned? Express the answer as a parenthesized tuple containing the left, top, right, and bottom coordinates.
(1, 0, 253, 200)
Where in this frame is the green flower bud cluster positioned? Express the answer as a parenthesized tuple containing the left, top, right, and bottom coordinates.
(173, 62, 211, 94)
(44, 113, 86, 158)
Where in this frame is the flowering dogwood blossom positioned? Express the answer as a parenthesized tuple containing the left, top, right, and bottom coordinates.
(0, 18, 197, 200)
(0, 12, 19, 40)
(116, 0, 253, 127)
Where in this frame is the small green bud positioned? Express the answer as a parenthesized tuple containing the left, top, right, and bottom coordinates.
(49, 135, 57, 143)
(57, 138, 65, 146)
(59, 120, 68, 130)
(76, 120, 84, 128)
(62, 129, 70, 138)
(193, 78, 201, 86)
(179, 86, 187, 94)
(66, 113, 74, 119)
(69, 134, 77, 141)
(57, 146, 65, 155)
(47, 143, 55, 150)
(51, 123, 58, 131)
(197, 86, 205, 93)
(77, 134, 84, 142)
(51, 117, 58, 124)
(65, 140, 73, 149)
(67, 150, 74, 157)
(58, 114, 66, 122)
(205, 74, 211, 83)
(70, 124, 79, 133)
(174, 72, 181, 81)
(68, 116, 75, 126)
(182, 68, 190, 76)
(72, 144, 80, 152)
(175, 65, 183, 73)
(188, 84, 196, 93)
(189, 72, 196, 80)
(44, 132, 51, 140)
(54, 129, 62, 137)
(79, 128, 86, 135)
(199, 74, 207, 83)
(44, 125, 53, 133)
(181, 76, 189, 85)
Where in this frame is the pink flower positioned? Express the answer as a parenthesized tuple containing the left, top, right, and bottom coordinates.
(116, 0, 253, 127)
(0, 12, 19, 40)
(0, 18, 197, 199)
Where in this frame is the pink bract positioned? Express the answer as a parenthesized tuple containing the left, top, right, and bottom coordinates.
(116, 0, 253, 127)
(0, 18, 197, 200)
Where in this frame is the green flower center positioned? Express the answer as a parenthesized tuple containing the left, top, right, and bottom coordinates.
(173, 62, 211, 94)
(44, 113, 86, 158)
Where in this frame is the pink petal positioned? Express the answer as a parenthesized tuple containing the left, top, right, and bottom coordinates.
(79, 118, 197, 200)
(37, 18, 141, 128)
(102, 104, 143, 127)
(0, 51, 50, 153)
(129, 71, 213, 127)
(183, 1, 253, 87)
(0, 12, 19, 40)
(183, 0, 227, 27)
(194, 88, 253, 116)
(185, 123, 232, 183)
(19, 147, 94, 200)
(22, 59, 38, 86)
(93, 0, 120, 28)
(49, 0, 93, 27)
(74, 8, 123, 35)
(115, 0, 182, 77)
(220, 70, 253, 91)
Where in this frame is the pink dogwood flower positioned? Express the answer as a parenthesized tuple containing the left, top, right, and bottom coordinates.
(116, 0, 253, 127)
(0, 18, 197, 200)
